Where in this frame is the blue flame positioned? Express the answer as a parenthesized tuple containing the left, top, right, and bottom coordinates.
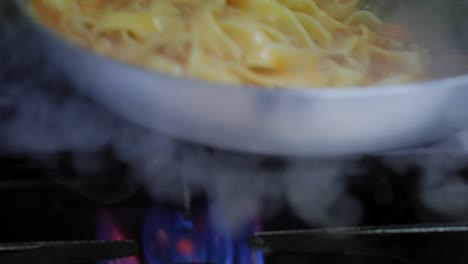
(143, 207, 234, 264)
(235, 219, 264, 264)
(96, 207, 264, 264)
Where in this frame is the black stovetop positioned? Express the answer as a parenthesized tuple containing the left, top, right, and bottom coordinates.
(1, 154, 468, 264)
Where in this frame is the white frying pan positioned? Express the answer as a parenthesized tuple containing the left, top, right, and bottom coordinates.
(16, 0, 468, 156)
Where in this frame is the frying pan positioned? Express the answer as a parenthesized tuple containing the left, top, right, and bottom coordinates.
(15, 0, 468, 156)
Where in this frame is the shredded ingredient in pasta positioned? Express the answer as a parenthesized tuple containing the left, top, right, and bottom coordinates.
(30, 0, 429, 87)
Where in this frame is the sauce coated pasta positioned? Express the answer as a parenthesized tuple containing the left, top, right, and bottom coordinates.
(30, 0, 429, 87)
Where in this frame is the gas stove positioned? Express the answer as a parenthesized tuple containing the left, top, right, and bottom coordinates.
(1, 154, 468, 264)
(2, 2, 468, 264)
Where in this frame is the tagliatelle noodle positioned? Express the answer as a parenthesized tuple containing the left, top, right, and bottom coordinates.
(30, 0, 428, 87)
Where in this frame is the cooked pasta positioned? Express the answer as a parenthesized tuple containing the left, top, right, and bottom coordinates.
(30, 0, 429, 87)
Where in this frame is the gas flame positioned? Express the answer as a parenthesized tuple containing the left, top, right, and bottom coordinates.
(97, 210, 141, 264)
(236, 218, 264, 264)
(143, 206, 264, 264)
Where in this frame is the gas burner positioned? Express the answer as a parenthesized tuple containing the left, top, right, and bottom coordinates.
(1, 154, 468, 264)
(97, 207, 264, 264)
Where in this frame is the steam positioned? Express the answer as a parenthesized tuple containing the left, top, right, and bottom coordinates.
(1, 1, 468, 231)
(390, 155, 468, 219)
(284, 160, 363, 226)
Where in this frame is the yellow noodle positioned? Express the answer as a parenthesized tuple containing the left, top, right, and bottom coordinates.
(30, 0, 429, 87)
